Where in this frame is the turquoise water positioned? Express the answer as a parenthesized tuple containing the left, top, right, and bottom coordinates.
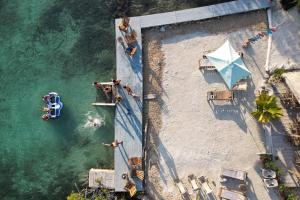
(0, 1, 115, 199)
(0, 0, 231, 199)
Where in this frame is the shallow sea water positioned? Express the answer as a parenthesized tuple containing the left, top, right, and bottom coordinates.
(0, 0, 230, 199)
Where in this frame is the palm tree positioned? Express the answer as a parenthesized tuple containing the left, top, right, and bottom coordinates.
(252, 92, 283, 124)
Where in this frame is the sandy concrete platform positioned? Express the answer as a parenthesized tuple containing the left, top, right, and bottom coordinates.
(144, 11, 281, 200)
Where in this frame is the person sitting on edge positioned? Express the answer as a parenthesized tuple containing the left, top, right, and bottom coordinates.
(118, 17, 130, 32)
(104, 86, 112, 94)
(93, 82, 103, 89)
(125, 46, 134, 55)
(112, 79, 121, 86)
(115, 95, 122, 103)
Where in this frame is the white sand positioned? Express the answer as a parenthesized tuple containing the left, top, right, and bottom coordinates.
(269, 4, 300, 71)
(147, 13, 281, 200)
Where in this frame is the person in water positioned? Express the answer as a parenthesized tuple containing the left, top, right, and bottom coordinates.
(104, 86, 112, 94)
(42, 107, 50, 112)
(93, 82, 103, 89)
(42, 95, 50, 102)
(115, 95, 122, 103)
(42, 114, 49, 121)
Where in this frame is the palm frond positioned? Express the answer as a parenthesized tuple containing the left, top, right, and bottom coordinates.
(251, 93, 283, 124)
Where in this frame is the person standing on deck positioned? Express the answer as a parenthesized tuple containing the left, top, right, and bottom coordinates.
(123, 84, 139, 98)
(112, 79, 121, 87)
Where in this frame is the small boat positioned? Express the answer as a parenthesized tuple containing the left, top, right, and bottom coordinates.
(42, 92, 63, 119)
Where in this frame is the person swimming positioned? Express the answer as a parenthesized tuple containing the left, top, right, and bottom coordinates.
(42, 95, 50, 102)
(42, 107, 50, 112)
(41, 114, 49, 121)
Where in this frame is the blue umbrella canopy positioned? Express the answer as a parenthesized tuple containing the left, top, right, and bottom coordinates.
(207, 40, 251, 89)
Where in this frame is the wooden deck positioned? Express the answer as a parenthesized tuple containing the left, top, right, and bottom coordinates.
(113, 0, 271, 192)
(114, 16, 143, 192)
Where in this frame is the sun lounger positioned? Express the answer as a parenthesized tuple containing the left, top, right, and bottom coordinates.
(129, 157, 142, 168)
(175, 180, 191, 200)
(232, 81, 248, 91)
(198, 59, 216, 71)
(261, 169, 276, 179)
(221, 168, 247, 182)
(263, 178, 278, 188)
(124, 181, 137, 197)
(218, 187, 247, 200)
(207, 90, 234, 101)
(188, 174, 200, 191)
(136, 170, 144, 180)
(131, 168, 144, 180)
(199, 176, 213, 194)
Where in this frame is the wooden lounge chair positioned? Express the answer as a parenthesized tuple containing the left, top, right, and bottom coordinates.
(131, 168, 144, 181)
(207, 90, 234, 101)
(129, 157, 142, 168)
(124, 181, 137, 197)
(221, 168, 247, 182)
(218, 187, 247, 200)
(136, 170, 144, 180)
(261, 169, 276, 179)
(198, 59, 216, 71)
(232, 80, 248, 91)
(188, 174, 200, 191)
(175, 180, 191, 200)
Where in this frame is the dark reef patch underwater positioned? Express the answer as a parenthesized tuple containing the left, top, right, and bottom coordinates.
(0, 0, 232, 199)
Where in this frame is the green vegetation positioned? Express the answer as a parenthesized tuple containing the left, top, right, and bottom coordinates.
(279, 184, 286, 193)
(279, 186, 298, 200)
(67, 192, 85, 200)
(287, 193, 297, 200)
(66, 180, 110, 200)
(265, 162, 298, 200)
(271, 67, 286, 83)
(252, 92, 283, 124)
(264, 161, 282, 175)
(66, 189, 110, 200)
